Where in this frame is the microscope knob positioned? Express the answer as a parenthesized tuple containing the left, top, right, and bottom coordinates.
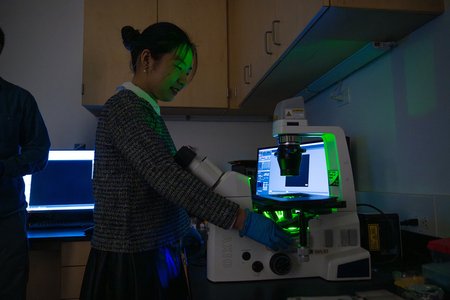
(252, 261, 264, 273)
(298, 246, 311, 262)
(242, 251, 251, 261)
(270, 253, 291, 275)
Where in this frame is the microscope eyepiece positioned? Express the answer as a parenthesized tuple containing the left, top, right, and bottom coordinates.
(174, 146, 197, 169)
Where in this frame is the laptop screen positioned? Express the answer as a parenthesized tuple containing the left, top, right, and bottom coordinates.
(23, 150, 95, 211)
(255, 141, 329, 198)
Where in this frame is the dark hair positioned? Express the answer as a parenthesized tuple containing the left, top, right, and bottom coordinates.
(121, 22, 196, 74)
(0, 27, 4, 55)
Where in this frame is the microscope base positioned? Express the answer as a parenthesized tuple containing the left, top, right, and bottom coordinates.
(206, 212, 371, 282)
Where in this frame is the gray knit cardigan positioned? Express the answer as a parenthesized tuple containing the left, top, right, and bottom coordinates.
(91, 90, 239, 252)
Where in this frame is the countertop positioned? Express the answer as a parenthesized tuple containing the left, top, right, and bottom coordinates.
(188, 263, 397, 300)
(186, 231, 449, 300)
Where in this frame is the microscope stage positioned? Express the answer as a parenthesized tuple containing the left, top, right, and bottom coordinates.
(252, 194, 343, 211)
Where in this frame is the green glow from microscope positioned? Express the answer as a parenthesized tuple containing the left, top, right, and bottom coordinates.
(275, 211, 285, 220)
(261, 210, 330, 237)
(286, 226, 299, 235)
(321, 133, 342, 199)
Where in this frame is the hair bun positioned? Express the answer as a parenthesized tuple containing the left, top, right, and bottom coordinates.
(121, 26, 140, 51)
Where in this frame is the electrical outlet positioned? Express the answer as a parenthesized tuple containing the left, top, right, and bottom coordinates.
(399, 214, 435, 236)
(406, 216, 436, 236)
(329, 81, 350, 106)
(330, 87, 350, 106)
(419, 218, 430, 232)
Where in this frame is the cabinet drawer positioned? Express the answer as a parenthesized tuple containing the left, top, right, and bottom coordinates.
(61, 241, 91, 266)
(61, 266, 86, 299)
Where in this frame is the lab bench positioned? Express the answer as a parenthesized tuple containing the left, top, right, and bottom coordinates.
(188, 263, 396, 300)
(186, 230, 450, 300)
(26, 229, 449, 300)
(188, 258, 450, 300)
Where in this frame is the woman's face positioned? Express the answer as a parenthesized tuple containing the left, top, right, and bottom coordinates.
(146, 47, 194, 102)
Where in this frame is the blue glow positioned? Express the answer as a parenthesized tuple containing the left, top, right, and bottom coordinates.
(156, 247, 181, 288)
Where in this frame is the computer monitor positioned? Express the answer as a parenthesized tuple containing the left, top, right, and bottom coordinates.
(24, 150, 95, 212)
(255, 141, 329, 198)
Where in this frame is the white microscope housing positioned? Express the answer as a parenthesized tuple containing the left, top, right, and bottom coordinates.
(177, 97, 370, 282)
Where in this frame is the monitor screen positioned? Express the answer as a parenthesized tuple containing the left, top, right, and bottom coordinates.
(24, 150, 95, 212)
(255, 141, 329, 198)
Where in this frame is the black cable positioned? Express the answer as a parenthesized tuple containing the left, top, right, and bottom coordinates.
(400, 219, 419, 226)
(357, 203, 385, 214)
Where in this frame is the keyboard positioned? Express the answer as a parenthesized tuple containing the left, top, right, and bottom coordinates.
(27, 210, 93, 229)
(28, 220, 93, 229)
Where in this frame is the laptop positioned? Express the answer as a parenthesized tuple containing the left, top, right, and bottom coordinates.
(24, 150, 95, 229)
(253, 141, 338, 209)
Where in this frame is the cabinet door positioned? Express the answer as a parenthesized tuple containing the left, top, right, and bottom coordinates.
(227, 0, 254, 108)
(158, 0, 228, 109)
(228, 0, 325, 109)
(82, 0, 157, 106)
(60, 241, 91, 299)
(273, 0, 324, 57)
(228, 0, 275, 109)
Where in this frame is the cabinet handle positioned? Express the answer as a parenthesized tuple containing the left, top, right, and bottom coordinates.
(265, 31, 273, 55)
(272, 20, 281, 46)
(227, 87, 238, 98)
(244, 64, 252, 84)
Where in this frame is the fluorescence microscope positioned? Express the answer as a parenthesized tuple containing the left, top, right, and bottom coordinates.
(176, 97, 370, 282)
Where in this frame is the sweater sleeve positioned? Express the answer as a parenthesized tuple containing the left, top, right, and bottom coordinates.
(104, 95, 240, 229)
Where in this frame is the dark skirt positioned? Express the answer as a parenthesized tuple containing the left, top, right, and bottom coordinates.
(80, 245, 190, 300)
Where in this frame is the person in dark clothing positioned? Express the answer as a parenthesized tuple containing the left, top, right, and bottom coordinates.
(0, 26, 51, 300)
(79, 22, 292, 300)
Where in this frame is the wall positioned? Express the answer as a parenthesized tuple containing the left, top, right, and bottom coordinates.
(305, 0, 450, 237)
(166, 119, 274, 170)
(0, 0, 275, 170)
(0, 0, 98, 149)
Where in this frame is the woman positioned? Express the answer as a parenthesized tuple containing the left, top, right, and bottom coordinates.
(80, 22, 291, 300)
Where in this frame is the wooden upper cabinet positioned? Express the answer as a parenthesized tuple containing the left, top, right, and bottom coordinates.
(228, 0, 276, 109)
(227, 0, 256, 109)
(82, 0, 228, 113)
(82, 0, 157, 108)
(83, 0, 444, 116)
(229, 0, 445, 114)
(157, 0, 228, 109)
(273, 0, 324, 57)
(228, 0, 323, 109)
